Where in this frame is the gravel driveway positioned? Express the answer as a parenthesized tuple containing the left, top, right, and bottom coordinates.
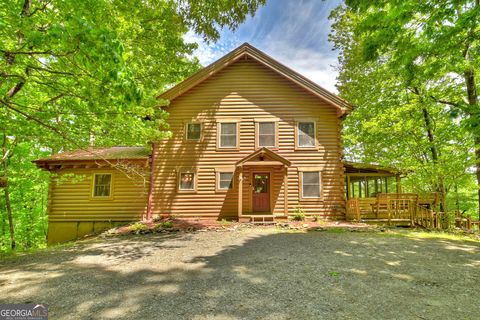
(1, 228, 479, 319)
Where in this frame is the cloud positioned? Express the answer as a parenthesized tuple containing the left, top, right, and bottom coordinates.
(184, 0, 342, 93)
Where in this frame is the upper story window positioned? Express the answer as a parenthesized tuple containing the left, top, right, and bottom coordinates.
(257, 121, 276, 148)
(218, 122, 238, 148)
(297, 121, 316, 148)
(186, 123, 202, 141)
(93, 173, 112, 198)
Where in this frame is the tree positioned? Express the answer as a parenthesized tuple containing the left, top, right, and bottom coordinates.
(0, 0, 266, 251)
(330, 0, 480, 217)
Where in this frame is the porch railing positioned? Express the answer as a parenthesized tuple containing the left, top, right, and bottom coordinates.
(346, 193, 479, 232)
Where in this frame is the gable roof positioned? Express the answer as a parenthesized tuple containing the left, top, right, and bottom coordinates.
(34, 146, 150, 163)
(157, 43, 352, 116)
(236, 147, 291, 167)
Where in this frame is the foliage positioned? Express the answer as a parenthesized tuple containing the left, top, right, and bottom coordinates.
(129, 222, 148, 232)
(0, 0, 266, 252)
(329, 0, 480, 216)
(0, 140, 49, 253)
(157, 220, 174, 229)
(291, 207, 306, 221)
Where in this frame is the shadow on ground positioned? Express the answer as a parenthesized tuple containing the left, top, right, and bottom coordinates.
(1, 229, 479, 319)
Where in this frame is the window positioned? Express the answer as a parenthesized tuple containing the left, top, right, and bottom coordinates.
(257, 122, 276, 147)
(93, 174, 112, 198)
(179, 172, 195, 191)
(297, 121, 316, 148)
(219, 122, 237, 148)
(218, 172, 234, 190)
(186, 123, 201, 141)
(301, 171, 321, 198)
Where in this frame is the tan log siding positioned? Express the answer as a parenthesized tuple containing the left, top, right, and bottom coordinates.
(49, 168, 149, 222)
(153, 57, 345, 219)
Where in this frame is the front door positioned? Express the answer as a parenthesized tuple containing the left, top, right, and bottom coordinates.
(252, 173, 270, 212)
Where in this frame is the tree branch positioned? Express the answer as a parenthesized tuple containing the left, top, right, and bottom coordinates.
(6, 82, 25, 98)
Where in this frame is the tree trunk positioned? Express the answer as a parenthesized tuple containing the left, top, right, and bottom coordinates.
(2, 134, 15, 250)
(3, 180, 15, 250)
(421, 106, 446, 211)
(464, 68, 479, 219)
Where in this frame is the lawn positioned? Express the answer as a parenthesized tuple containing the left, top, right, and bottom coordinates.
(1, 227, 479, 319)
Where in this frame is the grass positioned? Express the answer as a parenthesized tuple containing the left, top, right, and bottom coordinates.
(375, 228, 480, 243)
(0, 241, 76, 261)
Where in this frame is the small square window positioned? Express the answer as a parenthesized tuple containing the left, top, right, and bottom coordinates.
(186, 123, 201, 140)
(219, 123, 237, 148)
(219, 172, 234, 190)
(258, 122, 276, 147)
(179, 172, 195, 190)
(93, 174, 112, 197)
(298, 122, 315, 147)
(302, 171, 321, 198)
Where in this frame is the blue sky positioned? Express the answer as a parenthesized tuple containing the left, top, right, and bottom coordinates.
(185, 0, 342, 93)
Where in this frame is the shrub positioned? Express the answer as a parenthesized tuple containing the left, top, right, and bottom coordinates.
(161, 221, 174, 229)
(291, 207, 305, 221)
(129, 222, 148, 232)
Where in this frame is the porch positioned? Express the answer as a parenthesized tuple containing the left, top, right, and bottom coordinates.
(344, 161, 442, 227)
(236, 148, 290, 223)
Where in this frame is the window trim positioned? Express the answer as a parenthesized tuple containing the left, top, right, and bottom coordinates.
(298, 168, 323, 201)
(91, 173, 113, 200)
(216, 169, 235, 192)
(185, 122, 203, 141)
(178, 169, 197, 193)
(255, 120, 278, 149)
(216, 120, 240, 150)
(295, 120, 318, 150)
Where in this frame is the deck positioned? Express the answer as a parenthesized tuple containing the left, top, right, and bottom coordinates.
(346, 193, 444, 228)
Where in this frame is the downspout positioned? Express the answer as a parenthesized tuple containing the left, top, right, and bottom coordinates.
(145, 142, 156, 221)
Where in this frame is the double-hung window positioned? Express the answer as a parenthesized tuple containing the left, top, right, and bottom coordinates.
(186, 123, 202, 141)
(297, 121, 316, 148)
(257, 121, 276, 148)
(300, 171, 322, 199)
(218, 172, 234, 190)
(179, 171, 196, 191)
(93, 173, 112, 198)
(218, 122, 238, 148)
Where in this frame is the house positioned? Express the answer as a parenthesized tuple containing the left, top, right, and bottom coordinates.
(36, 43, 409, 244)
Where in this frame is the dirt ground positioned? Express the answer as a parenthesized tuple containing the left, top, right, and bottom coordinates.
(1, 227, 479, 320)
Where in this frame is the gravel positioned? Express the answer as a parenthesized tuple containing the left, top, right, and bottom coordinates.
(1, 228, 479, 319)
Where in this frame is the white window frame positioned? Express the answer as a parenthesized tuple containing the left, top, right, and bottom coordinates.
(216, 170, 235, 192)
(255, 120, 278, 149)
(295, 120, 317, 150)
(91, 173, 113, 199)
(217, 120, 239, 150)
(185, 122, 202, 141)
(298, 169, 322, 200)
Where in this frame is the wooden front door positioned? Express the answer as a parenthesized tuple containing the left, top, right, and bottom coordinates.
(252, 173, 270, 212)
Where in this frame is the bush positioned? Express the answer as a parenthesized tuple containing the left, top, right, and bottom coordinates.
(129, 222, 148, 232)
(291, 207, 305, 221)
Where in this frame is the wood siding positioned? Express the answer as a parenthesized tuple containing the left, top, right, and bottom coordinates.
(49, 167, 149, 222)
(152, 57, 345, 219)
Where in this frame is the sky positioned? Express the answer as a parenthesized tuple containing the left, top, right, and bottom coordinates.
(185, 0, 343, 93)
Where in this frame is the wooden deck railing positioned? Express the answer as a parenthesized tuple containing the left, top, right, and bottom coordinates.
(346, 194, 479, 233)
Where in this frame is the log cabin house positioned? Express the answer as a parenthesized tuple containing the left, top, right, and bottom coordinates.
(35, 43, 436, 244)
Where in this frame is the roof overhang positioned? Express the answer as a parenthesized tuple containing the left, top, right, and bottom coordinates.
(236, 147, 291, 168)
(157, 43, 352, 117)
(343, 161, 405, 177)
